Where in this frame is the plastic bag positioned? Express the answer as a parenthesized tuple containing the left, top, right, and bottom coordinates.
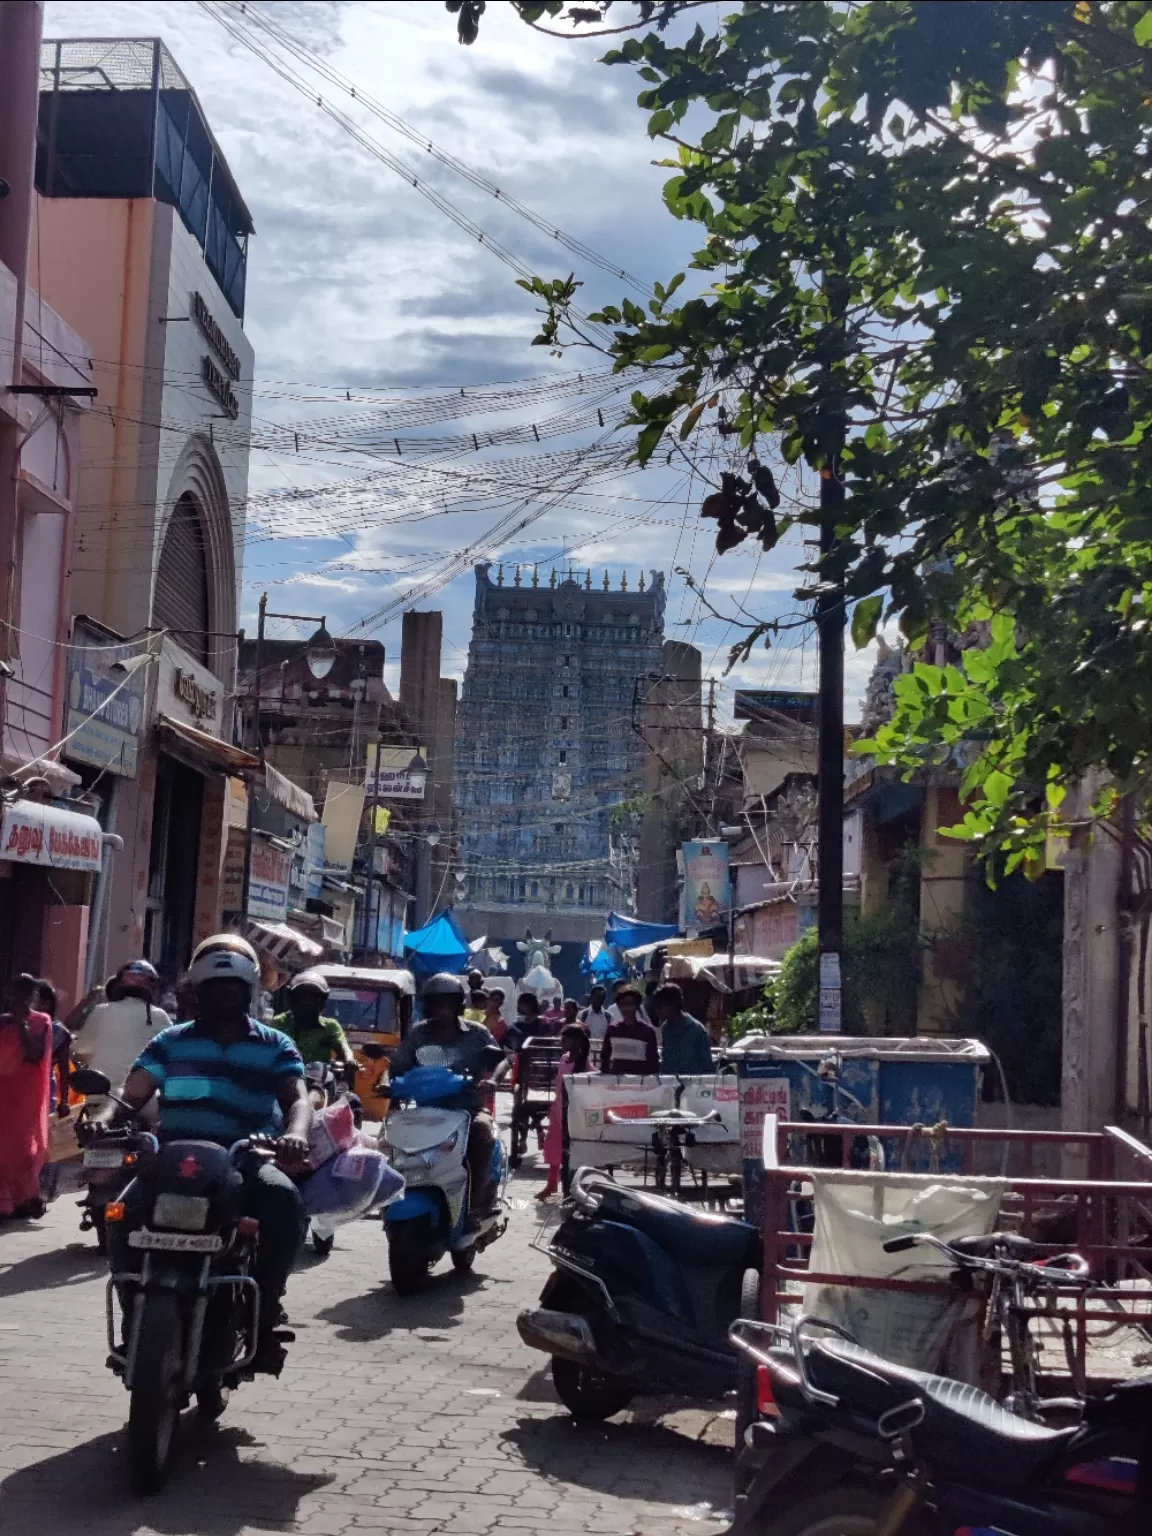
(803, 1171, 1006, 1377)
(302, 1143, 404, 1226)
(306, 1098, 356, 1170)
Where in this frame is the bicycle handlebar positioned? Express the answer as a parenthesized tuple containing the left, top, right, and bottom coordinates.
(882, 1230, 1092, 1284)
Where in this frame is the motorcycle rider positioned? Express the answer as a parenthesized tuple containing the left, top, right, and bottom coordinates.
(273, 970, 358, 1087)
(388, 972, 500, 1226)
(73, 959, 172, 1102)
(91, 934, 312, 1372)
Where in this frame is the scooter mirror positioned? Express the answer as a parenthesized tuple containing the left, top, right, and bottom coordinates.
(70, 1067, 112, 1097)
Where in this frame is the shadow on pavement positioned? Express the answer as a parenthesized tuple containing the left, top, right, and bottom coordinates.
(0, 1243, 107, 1298)
(502, 1414, 732, 1507)
(0, 1424, 333, 1534)
(314, 1268, 483, 1341)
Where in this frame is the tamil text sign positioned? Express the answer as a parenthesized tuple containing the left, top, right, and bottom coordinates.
(247, 837, 291, 923)
(1, 800, 103, 872)
(63, 618, 146, 777)
(366, 745, 426, 800)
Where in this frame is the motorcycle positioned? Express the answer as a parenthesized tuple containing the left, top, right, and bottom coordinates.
(728, 1286, 1149, 1535)
(516, 1166, 762, 1421)
(78, 1126, 135, 1253)
(373, 1043, 508, 1295)
(74, 1068, 294, 1495)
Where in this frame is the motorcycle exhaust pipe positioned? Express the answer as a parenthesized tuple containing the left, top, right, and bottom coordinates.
(873, 1471, 928, 1536)
(517, 1308, 618, 1371)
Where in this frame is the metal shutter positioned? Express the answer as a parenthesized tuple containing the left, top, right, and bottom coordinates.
(153, 494, 209, 662)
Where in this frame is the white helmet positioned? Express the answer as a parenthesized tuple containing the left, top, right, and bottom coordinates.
(188, 933, 261, 993)
(288, 968, 330, 997)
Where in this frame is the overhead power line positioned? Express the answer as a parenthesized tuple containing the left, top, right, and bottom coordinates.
(208, 0, 652, 297)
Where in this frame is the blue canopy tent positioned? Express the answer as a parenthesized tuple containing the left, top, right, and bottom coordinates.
(581, 940, 623, 983)
(402, 908, 470, 978)
(603, 912, 679, 951)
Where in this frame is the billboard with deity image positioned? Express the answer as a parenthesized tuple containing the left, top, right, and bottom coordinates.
(680, 840, 731, 933)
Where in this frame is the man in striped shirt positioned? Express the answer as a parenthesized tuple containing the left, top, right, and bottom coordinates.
(96, 935, 312, 1370)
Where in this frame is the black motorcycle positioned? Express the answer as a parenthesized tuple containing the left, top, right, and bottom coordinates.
(728, 1304, 1148, 1536)
(517, 1166, 761, 1420)
(75, 1068, 293, 1494)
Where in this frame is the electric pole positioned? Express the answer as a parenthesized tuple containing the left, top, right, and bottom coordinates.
(816, 464, 845, 1032)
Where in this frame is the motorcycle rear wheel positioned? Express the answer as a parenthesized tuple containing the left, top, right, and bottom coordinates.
(551, 1355, 633, 1421)
(127, 1293, 184, 1494)
(754, 1486, 928, 1536)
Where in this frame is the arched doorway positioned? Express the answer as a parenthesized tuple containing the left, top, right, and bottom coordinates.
(152, 492, 210, 662)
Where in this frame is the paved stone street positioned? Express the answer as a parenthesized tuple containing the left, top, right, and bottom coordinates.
(0, 1157, 732, 1536)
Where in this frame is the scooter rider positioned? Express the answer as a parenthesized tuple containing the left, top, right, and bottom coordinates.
(389, 972, 500, 1225)
(90, 934, 312, 1372)
(273, 970, 358, 1087)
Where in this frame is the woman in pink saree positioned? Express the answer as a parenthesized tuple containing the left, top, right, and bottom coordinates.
(537, 1023, 591, 1202)
(0, 974, 53, 1220)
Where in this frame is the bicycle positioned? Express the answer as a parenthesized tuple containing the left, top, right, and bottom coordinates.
(883, 1230, 1093, 1420)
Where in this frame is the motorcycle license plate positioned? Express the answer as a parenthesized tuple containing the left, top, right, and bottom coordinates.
(83, 1148, 124, 1169)
(152, 1193, 210, 1231)
(128, 1230, 223, 1253)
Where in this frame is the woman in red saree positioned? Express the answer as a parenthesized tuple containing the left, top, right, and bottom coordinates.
(0, 974, 53, 1220)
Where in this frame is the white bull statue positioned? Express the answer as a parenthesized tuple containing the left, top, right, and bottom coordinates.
(516, 928, 562, 1007)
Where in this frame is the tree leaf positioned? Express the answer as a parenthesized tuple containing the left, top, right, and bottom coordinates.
(850, 595, 883, 650)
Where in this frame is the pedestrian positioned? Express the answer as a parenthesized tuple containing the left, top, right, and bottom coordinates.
(541, 994, 565, 1030)
(562, 997, 580, 1026)
(463, 985, 488, 1024)
(35, 980, 75, 1202)
(509, 991, 544, 1048)
(72, 959, 172, 1099)
(0, 974, 53, 1220)
(652, 983, 714, 1076)
(578, 984, 611, 1041)
(538, 1022, 591, 1201)
(607, 977, 653, 1027)
(482, 986, 509, 1044)
(600, 984, 660, 1075)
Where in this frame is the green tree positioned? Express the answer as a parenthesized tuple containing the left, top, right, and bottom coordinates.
(455, 0, 1152, 869)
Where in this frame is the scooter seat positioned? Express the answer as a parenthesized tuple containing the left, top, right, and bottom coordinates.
(809, 1338, 1077, 1488)
(597, 1184, 760, 1269)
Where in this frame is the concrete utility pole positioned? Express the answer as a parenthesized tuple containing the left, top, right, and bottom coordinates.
(816, 465, 845, 1033)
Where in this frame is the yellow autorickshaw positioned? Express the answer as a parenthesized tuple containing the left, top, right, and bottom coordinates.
(308, 964, 416, 1117)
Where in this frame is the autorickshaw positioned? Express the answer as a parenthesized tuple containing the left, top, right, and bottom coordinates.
(305, 964, 416, 1117)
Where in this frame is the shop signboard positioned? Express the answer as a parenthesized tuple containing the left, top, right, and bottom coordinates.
(680, 840, 731, 933)
(155, 639, 224, 737)
(1, 800, 103, 872)
(305, 822, 326, 900)
(366, 744, 427, 800)
(248, 837, 291, 923)
(63, 618, 147, 777)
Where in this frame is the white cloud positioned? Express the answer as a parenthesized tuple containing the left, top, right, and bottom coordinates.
(45, 1, 868, 724)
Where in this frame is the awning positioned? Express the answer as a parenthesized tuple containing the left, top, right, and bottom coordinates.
(244, 917, 324, 966)
(0, 798, 104, 872)
(156, 715, 259, 776)
(262, 761, 316, 823)
(605, 912, 680, 950)
(402, 908, 469, 978)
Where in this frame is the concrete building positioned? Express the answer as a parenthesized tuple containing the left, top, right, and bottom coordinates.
(398, 611, 457, 929)
(0, 2, 107, 1013)
(33, 37, 255, 981)
(454, 563, 665, 951)
(635, 641, 704, 926)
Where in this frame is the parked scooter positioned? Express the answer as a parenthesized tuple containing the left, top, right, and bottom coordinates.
(729, 1287, 1148, 1535)
(517, 1166, 762, 1420)
(373, 1043, 508, 1294)
(75, 1067, 295, 1495)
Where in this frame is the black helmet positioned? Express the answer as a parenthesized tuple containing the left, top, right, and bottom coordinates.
(423, 972, 466, 1001)
(117, 959, 160, 999)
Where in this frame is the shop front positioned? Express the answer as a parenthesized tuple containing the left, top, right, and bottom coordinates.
(0, 795, 105, 1012)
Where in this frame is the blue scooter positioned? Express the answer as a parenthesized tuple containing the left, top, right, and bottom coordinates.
(375, 1051, 507, 1294)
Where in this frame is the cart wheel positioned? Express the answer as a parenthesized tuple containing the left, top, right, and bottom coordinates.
(734, 1268, 763, 1459)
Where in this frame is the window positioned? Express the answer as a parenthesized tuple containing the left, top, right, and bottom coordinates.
(562, 685, 569, 698)
(563, 655, 572, 666)
(564, 625, 572, 637)
(560, 716, 568, 730)
(565, 883, 575, 900)
(558, 750, 567, 765)
(530, 881, 539, 899)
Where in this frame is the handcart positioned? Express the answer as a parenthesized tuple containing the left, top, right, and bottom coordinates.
(509, 1035, 565, 1168)
(756, 1115, 1152, 1400)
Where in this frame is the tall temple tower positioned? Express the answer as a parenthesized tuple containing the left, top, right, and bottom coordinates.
(454, 563, 666, 945)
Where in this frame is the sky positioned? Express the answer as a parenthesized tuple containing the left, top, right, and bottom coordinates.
(43, 0, 885, 721)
